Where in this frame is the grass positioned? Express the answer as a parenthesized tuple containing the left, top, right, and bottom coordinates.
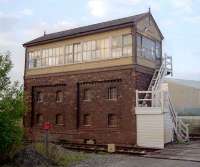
(34, 143, 88, 166)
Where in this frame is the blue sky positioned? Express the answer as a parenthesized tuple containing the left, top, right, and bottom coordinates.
(0, 0, 200, 82)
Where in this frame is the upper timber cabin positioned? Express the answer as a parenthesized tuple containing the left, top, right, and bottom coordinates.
(23, 11, 189, 149)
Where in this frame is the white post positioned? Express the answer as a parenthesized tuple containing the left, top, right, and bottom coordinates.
(136, 90, 138, 107)
(152, 91, 154, 107)
(161, 90, 164, 112)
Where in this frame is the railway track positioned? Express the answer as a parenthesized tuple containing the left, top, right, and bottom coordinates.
(23, 140, 159, 155)
(56, 141, 160, 155)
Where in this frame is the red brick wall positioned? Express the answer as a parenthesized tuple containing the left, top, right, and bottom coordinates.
(24, 67, 153, 145)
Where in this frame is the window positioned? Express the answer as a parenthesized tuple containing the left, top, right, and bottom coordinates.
(74, 43, 82, 63)
(108, 87, 117, 100)
(137, 34, 161, 60)
(65, 45, 73, 64)
(56, 114, 64, 125)
(122, 34, 132, 56)
(42, 49, 49, 67)
(108, 114, 117, 127)
(48, 48, 55, 66)
(27, 33, 134, 69)
(28, 51, 41, 68)
(137, 35, 142, 57)
(112, 36, 122, 58)
(96, 38, 110, 59)
(83, 89, 92, 101)
(83, 41, 96, 61)
(36, 114, 43, 125)
(36, 92, 43, 102)
(28, 52, 34, 68)
(58, 47, 64, 65)
(142, 37, 156, 60)
(83, 114, 91, 126)
(56, 91, 63, 102)
(156, 41, 161, 59)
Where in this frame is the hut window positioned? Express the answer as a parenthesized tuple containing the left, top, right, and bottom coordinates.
(112, 36, 122, 58)
(65, 44, 73, 64)
(36, 92, 43, 102)
(108, 114, 117, 127)
(83, 40, 96, 61)
(83, 114, 91, 126)
(56, 114, 64, 125)
(56, 91, 63, 102)
(122, 34, 132, 57)
(83, 89, 92, 101)
(73, 43, 82, 63)
(137, 34, 161, 61)
(108, 87, 117, 100)
(36, 114, 43, 125)
(96, 38, 110, 59)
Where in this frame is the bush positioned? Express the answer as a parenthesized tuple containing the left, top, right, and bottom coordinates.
(0, 52, 25, 158)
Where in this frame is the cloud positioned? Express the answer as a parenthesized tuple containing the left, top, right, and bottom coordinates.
(23, 20, 77, 41)
(117, 0, 144, 5)
(184, 15, 200, 24)
(0, 12, 19, 32)
(170, 0, 193, 13)
(88, 0, 108, 17)
(0, 8, 33, 32)
(87, 0, 161, 19)
(19, 9, 33, 16)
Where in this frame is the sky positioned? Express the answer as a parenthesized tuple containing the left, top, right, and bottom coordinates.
(0, 0, 200, 83)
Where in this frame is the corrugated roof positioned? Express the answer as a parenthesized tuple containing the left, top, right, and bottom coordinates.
(23, 12, 149, 47)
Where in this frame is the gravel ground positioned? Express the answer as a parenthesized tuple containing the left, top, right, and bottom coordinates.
(69, 153, 200, 167)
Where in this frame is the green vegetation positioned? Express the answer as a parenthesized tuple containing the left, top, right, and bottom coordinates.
(35, 143, 88, 166)
(0, 52, 25, 157)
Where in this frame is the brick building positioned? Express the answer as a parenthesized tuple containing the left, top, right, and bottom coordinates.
(23, 11, 166, 146)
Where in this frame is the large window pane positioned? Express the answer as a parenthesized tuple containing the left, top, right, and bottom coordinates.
(55, 48, 59, 65)
(83, 41, 96, 61)
(65, 45, 73, 64)
(48, 48, 54, 66)
(137, 34, 158, 61)
(28, 50, 41, 68)
(137, 35, 142, 57)
(112, 36, 122, 58)
(142, 37, 156, 60)
(122, 34, 132, 56)
(58, 47, 64, 65)
(74, 43, 82, 63)
(96, 38, 109, 59)
(156, 41, 161, 59)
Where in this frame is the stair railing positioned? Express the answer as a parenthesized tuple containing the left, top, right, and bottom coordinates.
(152, 55, 172, 91)
(168, 94, 189, 142)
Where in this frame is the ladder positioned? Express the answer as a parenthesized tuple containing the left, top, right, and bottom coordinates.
(140, 54, 189, 143)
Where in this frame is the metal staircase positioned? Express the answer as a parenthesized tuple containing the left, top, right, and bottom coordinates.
(149, 55, 172, 92)
(136, 54, 189, 143)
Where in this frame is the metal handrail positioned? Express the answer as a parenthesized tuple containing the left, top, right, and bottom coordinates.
(136, 54, 189, 142)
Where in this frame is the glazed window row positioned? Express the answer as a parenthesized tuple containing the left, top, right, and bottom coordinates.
(28, 34, 132, 69)
(35, 87, 118, 103)
(36, 113, 118, 127)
